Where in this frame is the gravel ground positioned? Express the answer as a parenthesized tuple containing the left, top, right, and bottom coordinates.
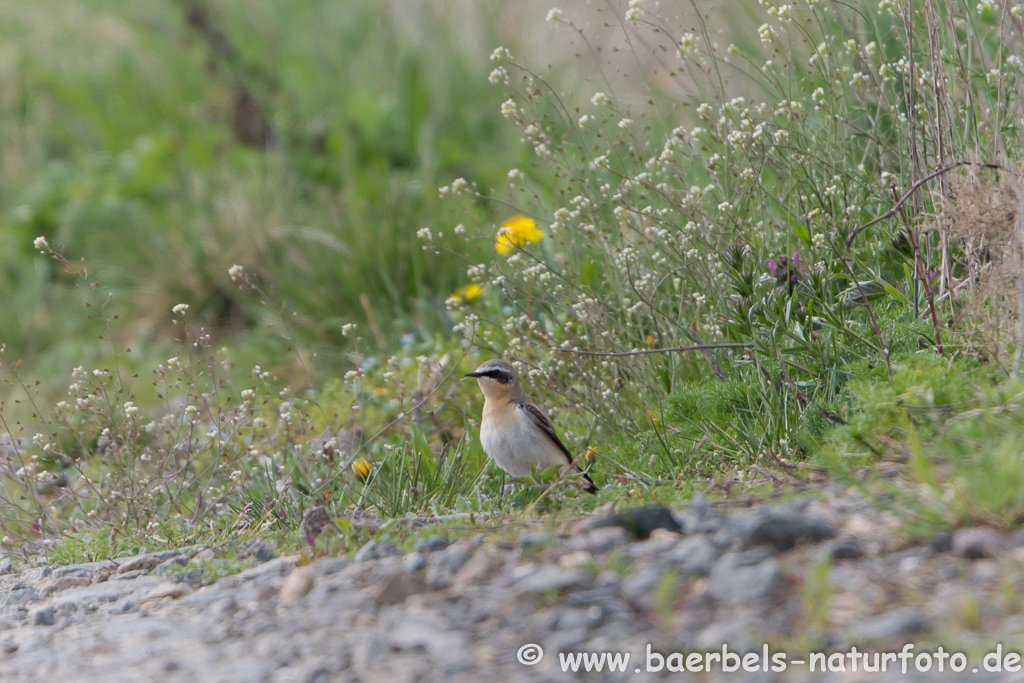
(1, 486, 1023, 682)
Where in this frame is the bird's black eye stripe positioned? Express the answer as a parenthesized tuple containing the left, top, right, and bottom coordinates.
(483, 369, 513, 384)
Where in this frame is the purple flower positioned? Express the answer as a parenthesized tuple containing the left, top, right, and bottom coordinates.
(768, 251, 805, 289)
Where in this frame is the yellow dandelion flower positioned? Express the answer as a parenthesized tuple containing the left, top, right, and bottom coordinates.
(495, 215, 544, 255)
(581, 446, 598, 465)
(351, 457, 372, 482)
(452, 283, 484, 302)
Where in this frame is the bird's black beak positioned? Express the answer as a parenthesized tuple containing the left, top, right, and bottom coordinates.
(463, 371, 483, 379)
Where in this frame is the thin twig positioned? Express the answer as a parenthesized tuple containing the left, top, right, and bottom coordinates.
(549, 343, 750, 358)
(846, 160, 1007, 247)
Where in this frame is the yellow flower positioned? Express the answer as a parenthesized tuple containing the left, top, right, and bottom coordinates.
(645, 334, 657, 348)
(581, 447, 597, 465)
(452, 283, 484, 302)
(351, 457, 372, 482)
(495, 215, 544, 255)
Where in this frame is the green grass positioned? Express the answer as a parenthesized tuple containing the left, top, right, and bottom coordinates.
(0, 0, 1023, 567)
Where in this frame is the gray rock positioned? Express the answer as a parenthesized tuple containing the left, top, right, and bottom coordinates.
(682, 494, 726, 534)
(403, 552, 426, 573)
(30, 606, 54, 626)
(154, 556, 188, 575)
(929, 531, 953, 553)
(178, 569, 205, 588)
(0, 558, 12, 575)
(845, 608, 930, 643)
(279, 568, 315, 606)
(354, 540, 400, 563)
(139, 582, 191, 602)
(2, 584, 39, 605)
(112, 570, 151, 580)
(569, 526, 631, 554)
(53, 576, 163, 605)
(694, 620, 754, 652)
(237, 540, 277, 563)
(425, 546, 472, 589)
(390, 615, 467, 655)
(238, 557, 294, 581)
(371, 571, 429, 606)
(44, 575, 92, 592)
(514, 567, 589, 595)
(735, 510, 836, 551)
(591, 505, 682, 539)
(413, 535, 450, 553)
(709, 553, 783, 604)
(116, 554, 166, 574)
(352, 633, 389, 675)
(952, 527, 1007, 559)
(300, 506, 332, 544)
(621, 567, 663, 599)
(314, 557, 350, 576)
(668, 535, 721, 577)
(830, 536, 864, 560)
(255, 544, 278, 564)
(52, 560, 116, 578)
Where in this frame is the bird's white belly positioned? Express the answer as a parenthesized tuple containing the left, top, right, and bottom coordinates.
(480, 412, 567, 476)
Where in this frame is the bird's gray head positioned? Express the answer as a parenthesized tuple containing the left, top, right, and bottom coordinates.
(465, 359, 521, 398)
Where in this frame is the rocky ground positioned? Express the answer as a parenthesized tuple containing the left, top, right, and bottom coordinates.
(1, 486, 1023, 682)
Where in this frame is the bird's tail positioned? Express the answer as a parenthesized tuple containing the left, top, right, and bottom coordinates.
(580, 471, 598, 494)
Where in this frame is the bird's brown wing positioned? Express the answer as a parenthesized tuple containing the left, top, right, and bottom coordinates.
(517, 401, 573, 462)
(517, 401, 598, 494)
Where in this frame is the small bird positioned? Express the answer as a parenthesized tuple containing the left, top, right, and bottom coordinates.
(465, 359, 597, 493)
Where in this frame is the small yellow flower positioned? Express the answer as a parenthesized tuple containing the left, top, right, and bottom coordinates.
(581, 447, 597, 465)
(351, 457, 372, 482)
(645, 334, 657, 348)
(452, 283, 484, 302)
(495, 215, 544, 255)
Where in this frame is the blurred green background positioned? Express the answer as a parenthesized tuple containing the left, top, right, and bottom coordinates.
(0, 0, 535, 391)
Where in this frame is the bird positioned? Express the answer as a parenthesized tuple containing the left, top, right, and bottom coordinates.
(465, 359, 597, 494)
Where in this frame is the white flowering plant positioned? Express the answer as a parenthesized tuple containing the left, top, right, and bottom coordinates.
(434, 0, 1018, 472)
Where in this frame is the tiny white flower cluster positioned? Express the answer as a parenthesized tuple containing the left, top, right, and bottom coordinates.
(546, 7, 563, 22)
(490, 46, 512, 62)
(591, 92, 612, 108)
(488, 67, 509, 85)
(500, 99, 519, 119)
(172, 303, 189, 316)
(33, 236, 49, 252)
(678, 32, 698, 58)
